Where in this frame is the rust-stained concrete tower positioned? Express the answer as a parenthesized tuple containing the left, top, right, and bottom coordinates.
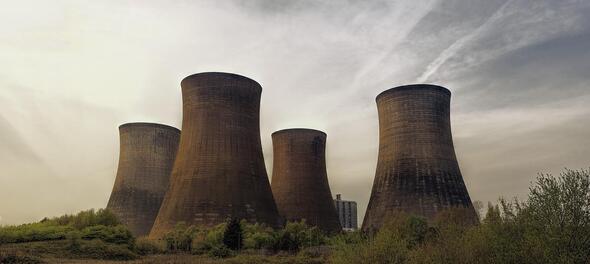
(271, 129, 342, 233)
(107, 122, 180, 237)
(362, 84, 476, 232)
(150, 72, 281, 238)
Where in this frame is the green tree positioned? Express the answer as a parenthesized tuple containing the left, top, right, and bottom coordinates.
(163, 222, 198, 252)
(524, 168, 590, 264)
(222, 218, 243, 251)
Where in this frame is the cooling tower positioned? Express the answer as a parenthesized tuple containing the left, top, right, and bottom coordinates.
(362, 84, 476, 232)
(271, 129, 342, 233)
(107, 122, 180, 237)
(150, 72, 281, 238)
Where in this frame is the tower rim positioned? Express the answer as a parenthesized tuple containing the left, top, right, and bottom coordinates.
(376, 84, 450, 102)
(181, 72, 262, 92)
(271, 128, 327, 137)
(119, 122, 180, 133)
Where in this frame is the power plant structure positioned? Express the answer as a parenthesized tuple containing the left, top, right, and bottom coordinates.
(149, 72, 281, 238)
(271, 129, 342, 233)
(107, 122, 180, 237)
(334, 194, 358, 231)
(362, 84, 476, 232)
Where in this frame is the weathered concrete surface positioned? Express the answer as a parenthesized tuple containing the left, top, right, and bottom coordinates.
(362, 85, 476, 232)
(107, 123, 180, 237)
(271, 129, 342, 233)
(150, 72, 281, 238)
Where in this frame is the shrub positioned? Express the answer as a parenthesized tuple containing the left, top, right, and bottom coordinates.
(330, 168, 590, 264)
(163, 222, 199, 252)
(49, 209, 120, 229)
(208, 244, 234, 258)
(66, 231, 82, 251)
(80, 225, 134, 246)
(0, 208, 124, 244)
(197, 223, 226, 250)
(223, 218, 244, 251)
(271, 220, 328, 252)
(75, 239, 138, 260)
(241, 221, 275, 250)
(134, 238, 164, 255)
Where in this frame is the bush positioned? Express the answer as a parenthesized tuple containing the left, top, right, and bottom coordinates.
(0, 208, 123, 244)
(80, 225, 134, 245)
(74, 239, 138, 260)
(134, 238, 164, 255)
(66, 231, 82, 251)
(239, 220, 278, 251)
(48, 209, 120, 229)
(195, 223, 226, 251)
(163, 222, 199, 252)
(208, 244, 234, 258)
(330, 168, 590, 264)
(223, 218, 244, 250)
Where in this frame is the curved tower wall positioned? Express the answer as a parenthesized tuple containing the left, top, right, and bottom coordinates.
(107, 122, 180, 237)
(271, 129, 342, 233)
(150, 72, 281, 238)
(362, 84, 476, 231)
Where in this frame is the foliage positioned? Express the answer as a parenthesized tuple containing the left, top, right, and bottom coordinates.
(0, 223, 74, 244)
(80, 225, 134, 245)
(134, 237, 164, 255)
(0, 208, 138, 261)
(223, 218, 244, 251)
(71, 239, 138, 260)
(2, 168, 588, 263)
(241, 221, 275, 250)
(163, 222, 199, 252)
(524, 169, 590, 263)
(42, 208, 120, 229)
(330, 168, 590, 264)
(0, 209, 123, 244)
(208, 244, 235, 258)
(271, 220, 328, 252)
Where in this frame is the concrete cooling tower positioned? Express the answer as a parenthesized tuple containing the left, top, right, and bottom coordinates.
(107, 122, 180, 237)
(362, 84, 476, 232)
(271, 129, 342, 233)
(150, 72, 281, 238)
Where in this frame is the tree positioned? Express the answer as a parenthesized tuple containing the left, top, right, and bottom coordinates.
(222, 218, 243, 251)
(524, 168, 590, 263)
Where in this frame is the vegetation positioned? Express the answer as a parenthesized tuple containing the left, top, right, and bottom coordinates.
(162, 222, 198, 252)
(331, 168, 590, 264)
(0, 208, 123, 244)
(0, 168, 588, 263)
(223, 218, 244, 251)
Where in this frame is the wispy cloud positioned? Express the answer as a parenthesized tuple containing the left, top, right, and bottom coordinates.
(417, 0, 513, 83)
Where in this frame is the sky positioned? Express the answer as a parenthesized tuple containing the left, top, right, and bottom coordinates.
(1, 0, 589, 225)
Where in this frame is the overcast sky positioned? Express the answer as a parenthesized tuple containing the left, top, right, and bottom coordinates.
(1, 0, 589, 225)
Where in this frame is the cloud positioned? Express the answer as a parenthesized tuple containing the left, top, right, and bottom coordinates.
(0, 0, 588, 225)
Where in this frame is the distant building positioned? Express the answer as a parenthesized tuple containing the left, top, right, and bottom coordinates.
(334, 194, 358, 231)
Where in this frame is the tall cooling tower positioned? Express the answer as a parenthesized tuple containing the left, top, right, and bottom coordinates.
(362, 84, 476, 231)
(107, 122, 180, 237)
(150, 72, 281, 238)
(271, 129, 342, 233)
